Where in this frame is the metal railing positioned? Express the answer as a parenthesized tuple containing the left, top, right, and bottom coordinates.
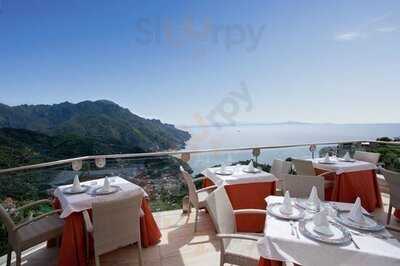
(1, 139, 398, 174)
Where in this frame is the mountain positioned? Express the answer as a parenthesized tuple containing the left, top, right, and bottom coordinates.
(0, 100, 190, 152)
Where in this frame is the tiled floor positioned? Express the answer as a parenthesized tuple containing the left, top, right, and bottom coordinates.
(1, 193, 399, 266)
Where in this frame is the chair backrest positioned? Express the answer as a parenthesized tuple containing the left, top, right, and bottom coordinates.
(283, 174, 325, 199)
(180, 167, 199, 207)
(270, 159, 292, 180)
(205, 187, 236, 236)
(91, 191, 144, 256)
(292, 159, 316, 176)
(382, 169, 400, 208)
(353, 151, 381, 165)
(0, 204, 16, 233)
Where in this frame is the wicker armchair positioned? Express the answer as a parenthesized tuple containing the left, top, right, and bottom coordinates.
(82, 191, 144, 266)
(292, 159, 334, 189)
(180, 166, 217, 232)
(270, 159, 292, 191)
(354, 151, 381, 165)
(283, 174, 325, 199)
(0, 199, 63, 266)
(381, 169, 400, 225)
(206, 186, 265, 266)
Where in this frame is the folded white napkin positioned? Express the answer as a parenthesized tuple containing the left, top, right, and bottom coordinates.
(102, 177, 111, 192)
(220, 164, 226, 172)
(307, 186, 320, 208)
(313, 208, 333, 235)
(248, 160, 255, 171)
(343, 152, 351, 161)
(72, 175, 82, 192)
(348, 197, 365, 224)
(324, 153, 331, 163)
(280, 191, 293, 215)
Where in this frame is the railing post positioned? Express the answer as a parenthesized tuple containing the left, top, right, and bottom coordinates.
(252, 148, 261, 164)
(309, 144, 317, 159)
(181, 153, 191, 162)
(95, 157, 106, 168)
(71, 160, 83, 171)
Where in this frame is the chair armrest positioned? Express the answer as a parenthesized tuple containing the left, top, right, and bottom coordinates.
(14, 199, 52, 213)
(318, 171, 335, 177)
(385, 225, 400, 233)
(196, 185, 217, 193)
(216, 233, 259, 242)
(14, 209, 62, 231)
(192, 176, 208, 183)
(233, 209, 267, 215)
(82, 210, 93, 233)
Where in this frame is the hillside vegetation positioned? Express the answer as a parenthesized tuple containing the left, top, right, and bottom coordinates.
(0, 100, 190, 152)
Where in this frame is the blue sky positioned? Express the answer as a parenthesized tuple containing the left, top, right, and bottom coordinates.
(0, 0, 399, 126)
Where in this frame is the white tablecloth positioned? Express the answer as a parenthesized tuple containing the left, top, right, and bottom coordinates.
(202, 165, 277, 186)
(54, 177, 146, 218)
(258, 196, 400, 266)
(310, 158, 377, 174)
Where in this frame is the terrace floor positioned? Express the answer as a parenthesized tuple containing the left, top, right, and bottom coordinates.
(1, 192, 400, 266)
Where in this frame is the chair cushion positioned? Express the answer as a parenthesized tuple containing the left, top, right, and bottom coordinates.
(198, 190, 212, 209)
(16, 214, 64, 250)
(224, 236, 261, 265)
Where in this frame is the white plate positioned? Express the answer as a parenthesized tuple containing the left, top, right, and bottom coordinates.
(63, 185, 90, 194)
(300, 219, 351, 245)
(318, 161, 336, 165)
(335, 212, 384, 232)
(295, 199, 321, 212)
(242, 168, 261, 173)
(216, 170, 234, 176)
(267, 203, 304, 220)
(93, 185, 120, 195)
(338, 158, 356, 163)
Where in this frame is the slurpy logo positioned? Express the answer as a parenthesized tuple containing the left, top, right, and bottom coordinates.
(135, 17, 266, 52)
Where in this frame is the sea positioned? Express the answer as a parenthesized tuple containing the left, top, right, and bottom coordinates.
(182, 123, 400, 174)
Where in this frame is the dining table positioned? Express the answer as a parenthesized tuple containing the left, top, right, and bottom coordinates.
(258, 196, 400, 266)
(202, 165, 278, 232)
(53, 176, 161, 266)
(310, 157, 382, 212)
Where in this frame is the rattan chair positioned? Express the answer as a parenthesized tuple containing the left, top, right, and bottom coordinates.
(283, 174, 325, 199)
(82, 191, 144, 266)
(270, 159, 292, 190)
(292, 159, 334, 189)
(206, 186, 265, 266)
(0, 199, 63, 266)
(354, 151, 381, 165)
(180, 166, 217, 232)
(381, 169, 400, 225)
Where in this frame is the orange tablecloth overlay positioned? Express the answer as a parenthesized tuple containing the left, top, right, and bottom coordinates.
(54, 198, 161, 266)
(326, 170, 382, 212)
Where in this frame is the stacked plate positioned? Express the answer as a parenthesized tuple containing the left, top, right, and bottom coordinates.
(335, 212, 385, 232)
(267, 203, 304, 220)
(215, 169, 233, 175)
(295, 199, 321, 213)
(242, 168, 261, 173)
(299, 218, 352, 245)
(93, 185, 120, 195)
(63, 185, 90, 194)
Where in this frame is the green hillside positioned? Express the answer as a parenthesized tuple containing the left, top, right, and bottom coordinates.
(0, 100, 190, 152)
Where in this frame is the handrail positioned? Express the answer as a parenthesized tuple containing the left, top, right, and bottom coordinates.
(0, 140, 398, 174)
